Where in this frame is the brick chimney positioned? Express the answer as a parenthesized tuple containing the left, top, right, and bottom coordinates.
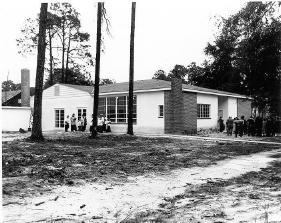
(164, 78, 184, 134)
(21, 69, 30, 107)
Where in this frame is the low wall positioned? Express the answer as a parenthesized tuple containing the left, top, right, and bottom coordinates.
(2, 106, 31, 131)
(110, 124, 164, 134)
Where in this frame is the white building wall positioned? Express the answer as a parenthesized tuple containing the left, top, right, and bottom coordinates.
(197, 93, 218, 129)
(2, 106, 31, 131)
(110, 91, 165, 134)
(218, 96, 228, 122)
(227, 97, 238, 119)
(40, 84, 93, 131)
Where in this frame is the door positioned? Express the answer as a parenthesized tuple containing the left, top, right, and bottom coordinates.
(55, 109, 64, 128)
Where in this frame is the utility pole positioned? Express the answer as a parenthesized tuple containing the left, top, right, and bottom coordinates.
(91, 2, 103, 138)
(127, 2, 136, 135)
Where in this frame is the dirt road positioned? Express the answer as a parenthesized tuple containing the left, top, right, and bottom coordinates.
(2, 132, 281, 222)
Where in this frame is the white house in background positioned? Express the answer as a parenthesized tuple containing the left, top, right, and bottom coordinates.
(32, 79, 252, 134)
(2, 69, 32, 132)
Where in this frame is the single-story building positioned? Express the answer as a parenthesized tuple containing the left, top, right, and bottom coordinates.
(34, 78, 252, 134)
(2, 69, 33, 132)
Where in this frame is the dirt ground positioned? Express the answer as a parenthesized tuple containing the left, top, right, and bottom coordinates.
(2, 131, 281, 222)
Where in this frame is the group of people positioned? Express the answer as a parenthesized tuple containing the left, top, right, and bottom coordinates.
(218, 115, 279, 137)
(65, 113, 112, 133)
(64, 114, 87, 132)
(96, 114, 111, 133)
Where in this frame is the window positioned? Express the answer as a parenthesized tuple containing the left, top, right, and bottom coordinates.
(77, 108, 87, 120)
(197, 104, 210, 118)
(158, 105, 164, 118)
(54, 85, 60, 96)
(98, 97, 106, 116)
(107, 97, 117, 123)
(117, 96, 127, 123)
(55, 109, 64, 128)
(98, 95, 137, 124)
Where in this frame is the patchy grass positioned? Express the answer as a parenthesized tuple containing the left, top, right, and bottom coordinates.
(126, 156, 281, 222)
(2, 132, 280, 200)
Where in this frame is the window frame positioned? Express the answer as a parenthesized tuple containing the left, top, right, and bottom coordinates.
(158, 105, 164, 118)
(197, 104, 211, 119)
(98, 95, 137, 124)
(77, 108, 87, 120)
(54, 108, 65, 128)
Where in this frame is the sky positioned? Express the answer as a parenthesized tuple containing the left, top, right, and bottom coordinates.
(0, 0, 246, 86)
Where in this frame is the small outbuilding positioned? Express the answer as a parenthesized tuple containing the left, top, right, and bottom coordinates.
(35, 79, 252, 134)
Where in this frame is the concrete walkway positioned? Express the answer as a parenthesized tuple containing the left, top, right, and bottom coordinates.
(136, 133, 281, 146)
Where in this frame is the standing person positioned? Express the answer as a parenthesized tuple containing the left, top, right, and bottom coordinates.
(262, 118, 267, 136)
(247, 116, 255, 136)
(218, 117, 225, 133)
(240, 116, 247, 135)
(97, 114, 104, 133)
(80, 116, 84, 131)
(64, 115, 70, 132)
(90, 114, 93, 132)
(82, 115, 87, 131)
(77, 117, 82, 131)
(265, 116, 275, 137)
(233, 117, 239, 137)
(104, 117, 111, 132)
(255, 116, 263, 136)
(226, 116, 234, 136)
(70, 113, 77, 132)
(234, 117, 243, 137)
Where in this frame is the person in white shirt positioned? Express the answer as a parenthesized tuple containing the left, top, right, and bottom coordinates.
(104, 117, 111, 132)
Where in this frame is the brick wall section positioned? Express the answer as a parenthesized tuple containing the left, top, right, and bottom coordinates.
(182, 92, 197, 134)
(164, 90, 173, 133)
(164, 78, 197, 134)
(237, 98, 252, 119)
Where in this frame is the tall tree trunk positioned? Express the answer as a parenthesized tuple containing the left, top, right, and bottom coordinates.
(91, 2, 103, 138)
(48, 28, 53, 85)
(65, 34, 71, 83)
(127, 2, 136, 135)
(30, 3, 48, 141)
(61, 17, 65, 83)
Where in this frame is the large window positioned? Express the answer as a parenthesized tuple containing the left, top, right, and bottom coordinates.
(98, 96, 137, 123)
(55, 109, 64, 128)
(197, 104, 210, 119)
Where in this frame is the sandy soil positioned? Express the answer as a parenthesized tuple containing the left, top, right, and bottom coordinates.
(2, 132, 281, 222)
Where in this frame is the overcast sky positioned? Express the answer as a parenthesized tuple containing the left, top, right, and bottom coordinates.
(0, 0, 245, 86)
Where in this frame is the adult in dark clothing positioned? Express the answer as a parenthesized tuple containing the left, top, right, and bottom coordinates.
(218, 117, 225, 132)
(234, 117, 243, 137)
(255, 116, 263, 137)
(70, 114, 77, 132)
(226, 116, 234, 136)
(82, 115, 87, 131)
(265, 117, 275, 137)
(247, 116, 255, 136)
(240, 116, 247, 135)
